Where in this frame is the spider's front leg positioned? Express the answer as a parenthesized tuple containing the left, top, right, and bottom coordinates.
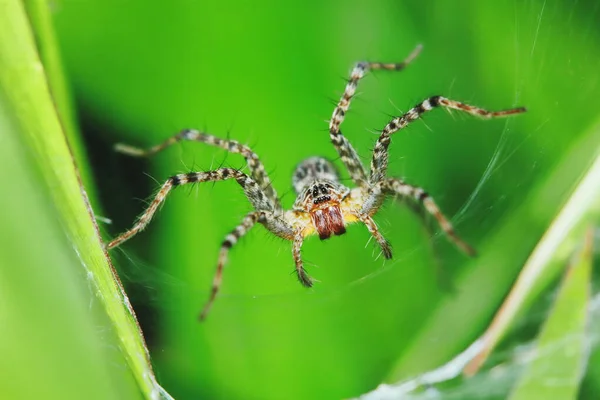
(353, 212, 393, 259)
(362, 92, 525, 255)
(369, 96, 526, 184)
(329, 45, 422, 187)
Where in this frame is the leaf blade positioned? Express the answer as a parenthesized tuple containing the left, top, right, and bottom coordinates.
(509, 231, 592, 400)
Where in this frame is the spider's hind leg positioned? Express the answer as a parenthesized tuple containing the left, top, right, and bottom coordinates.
(115, 129, 281, 209)
(382, 178, 476, 256)
(106, 168, 277, 250)
(199, 210, 287, 320)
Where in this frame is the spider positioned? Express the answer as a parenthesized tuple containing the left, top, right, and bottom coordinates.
(106, 45, 526, 320)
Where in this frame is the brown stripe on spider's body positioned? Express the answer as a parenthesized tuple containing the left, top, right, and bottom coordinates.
(310, 205, 346, 240)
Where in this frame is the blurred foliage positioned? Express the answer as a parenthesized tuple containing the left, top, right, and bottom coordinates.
(509, 232, 591, 400)
(1, 0, 598, 399)
(0, 0, 157, 398)
(356, 228, 594, 399)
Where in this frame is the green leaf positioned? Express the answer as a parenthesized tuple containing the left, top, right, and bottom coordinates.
(0, 1, 164, 398)
(463, 127, 600, 375)
(22, 0, 96, 196)
(509, 232, 592, 399)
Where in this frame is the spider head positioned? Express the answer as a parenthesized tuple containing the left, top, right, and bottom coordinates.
(293, 157, 350, 240)
(302, 181, 348, 240)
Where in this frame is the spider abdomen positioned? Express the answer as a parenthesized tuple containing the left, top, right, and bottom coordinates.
(310, 204, 346, 240)
(293, 157, 340, 194)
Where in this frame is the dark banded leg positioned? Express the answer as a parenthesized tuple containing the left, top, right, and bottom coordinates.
(369, 96, 527, 183)
(293, 232, 313, 287)
(353, 212, 392, 259)
(106, 168, 275, 250)
(199, 211, 269, 320)
(115, 129, 281, 209)
(382, 178, 476, 256)
(329, 45, 422, 187)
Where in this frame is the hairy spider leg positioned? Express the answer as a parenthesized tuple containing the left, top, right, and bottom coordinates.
(199, 207, 294, 320)
(200, 211, 267, 320)
(369, 96, 527, 184)
(363, 178, 477, 256)
(352, 212, 392, 259)
(329, 44, 422, 187)
(106, 168, 277, 250)
(292, 231, 313, 287)
(115, 129, 281, 209)
(106, 168, 293, 319)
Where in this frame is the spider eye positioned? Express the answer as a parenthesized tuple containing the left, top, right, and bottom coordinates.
(320, 185, 328, 194)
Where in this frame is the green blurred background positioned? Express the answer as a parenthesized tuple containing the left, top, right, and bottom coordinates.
(8, 0, 599, 398)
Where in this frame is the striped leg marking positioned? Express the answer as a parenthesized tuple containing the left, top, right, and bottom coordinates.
(106, 168, 274, 250)
(383, 178, 476, 256)
(115, 129, 281, 209)
(199, 211, 269, 320)
(369, 96, 527, 184)
(329, 45, 422, 187)
(293, 232, 313, 287)
(353, 212, 392, 259)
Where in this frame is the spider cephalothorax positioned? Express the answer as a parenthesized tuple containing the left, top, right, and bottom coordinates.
(293, 157, 350, 240)
(107, 45, 526, 320)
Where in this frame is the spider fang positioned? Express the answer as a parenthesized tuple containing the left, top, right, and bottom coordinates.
(310, 205, 346, 240)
